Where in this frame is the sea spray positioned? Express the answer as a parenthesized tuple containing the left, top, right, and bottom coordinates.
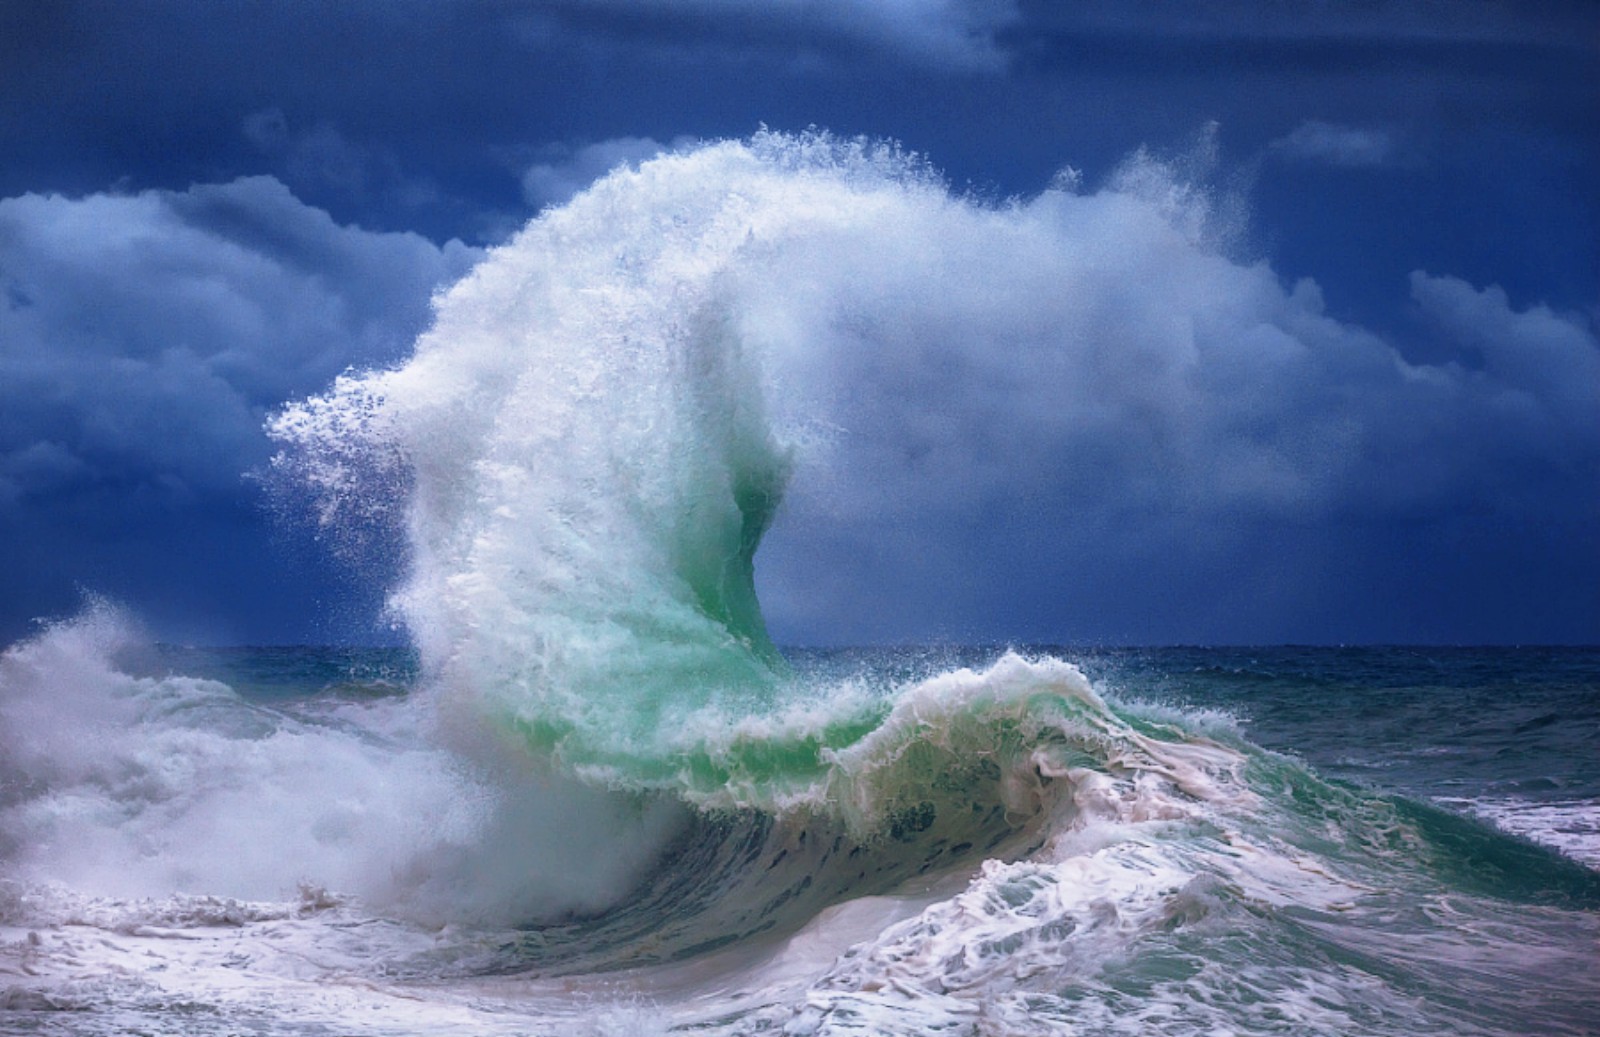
(0, 606, 687, 925)
(268, 125, 1372, 773)
(0, 602, 477, 904)
(269, 131, 950, 775)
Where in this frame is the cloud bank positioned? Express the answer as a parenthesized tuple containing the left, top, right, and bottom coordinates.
(0, 177, 478, 639)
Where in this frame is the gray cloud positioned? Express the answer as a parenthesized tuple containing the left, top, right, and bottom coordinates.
(1019, 0, 1594, 49)
(1410, 271, 1600, 426)
(1269, 121, 1397, 168)
(241, 109, 443, 213)
(522, 135, 699, 210)
(562, 0, 1020, 67)
(0, 178, 477, 482)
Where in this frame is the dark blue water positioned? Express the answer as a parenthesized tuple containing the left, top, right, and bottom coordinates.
(1079, 645, 1600, 804)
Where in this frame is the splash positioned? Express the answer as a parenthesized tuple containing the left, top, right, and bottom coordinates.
(270, 125, 1330, 765)
(269, 131, 959, 774)
(0, 604, 690, 924)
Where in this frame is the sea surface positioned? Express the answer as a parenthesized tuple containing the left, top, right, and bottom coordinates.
(2, 631, 1596, 1036)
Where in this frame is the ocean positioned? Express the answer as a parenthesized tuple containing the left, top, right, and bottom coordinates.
(3, 131, 1597, 1035)
(0, 633, 1595, 1035)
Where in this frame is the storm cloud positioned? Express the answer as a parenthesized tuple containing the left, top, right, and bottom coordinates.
(0, 177, 477, 640)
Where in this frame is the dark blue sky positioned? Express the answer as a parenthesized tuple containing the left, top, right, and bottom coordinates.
(1, 1, 1595, 645)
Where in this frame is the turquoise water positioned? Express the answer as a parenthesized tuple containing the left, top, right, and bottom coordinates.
(149, 641, 1600, 821)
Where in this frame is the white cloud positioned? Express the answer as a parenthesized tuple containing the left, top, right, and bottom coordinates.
(1269, 121, 1397, 167)
(0, 177, 479, 505)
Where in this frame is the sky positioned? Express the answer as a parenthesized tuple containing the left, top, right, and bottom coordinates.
(0, 0, 1596, 647)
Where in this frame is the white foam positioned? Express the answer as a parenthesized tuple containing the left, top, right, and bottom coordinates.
(1449, 796, 1600, 869)
(0, 606, 692, 927)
